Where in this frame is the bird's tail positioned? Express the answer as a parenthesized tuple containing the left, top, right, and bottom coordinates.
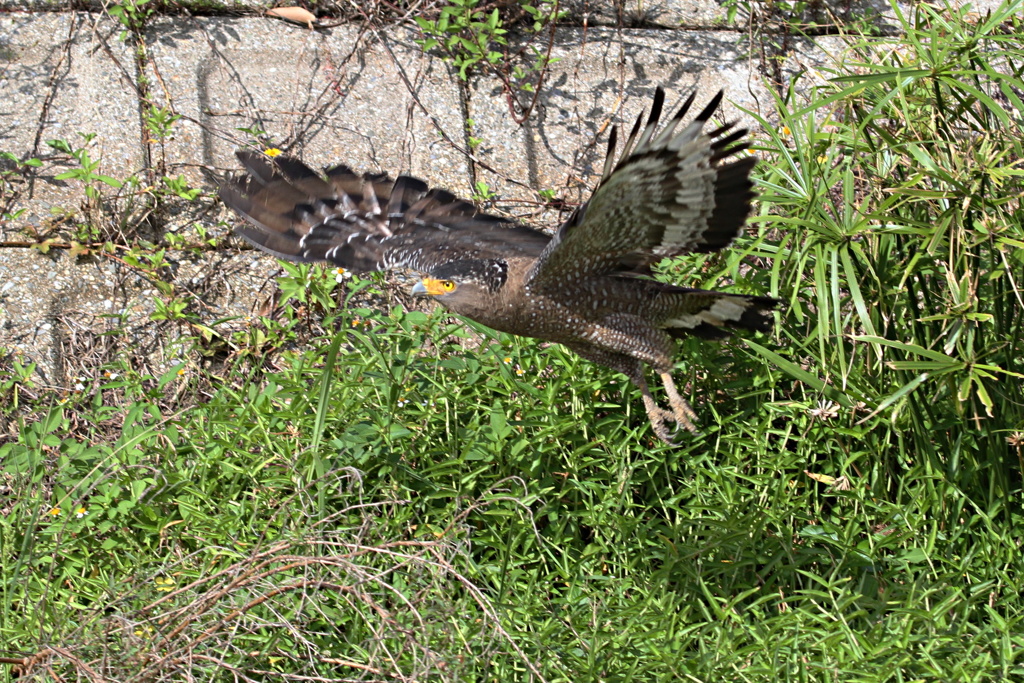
(657, 288, 778, 340)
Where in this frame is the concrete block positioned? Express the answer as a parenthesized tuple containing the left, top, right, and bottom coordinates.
(0, 12, 145, 237)
(145, 18, 472, 197)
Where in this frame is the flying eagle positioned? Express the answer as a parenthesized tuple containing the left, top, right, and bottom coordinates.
(219, 88, 777, 442)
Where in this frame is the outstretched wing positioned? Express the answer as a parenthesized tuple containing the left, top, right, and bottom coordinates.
(527, 88, 757, 292)
(219, 151, 550, 274)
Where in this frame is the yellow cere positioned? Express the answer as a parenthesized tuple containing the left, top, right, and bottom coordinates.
(422, 278, 457, 296)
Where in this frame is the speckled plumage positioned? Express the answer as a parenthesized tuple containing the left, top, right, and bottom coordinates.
(219, 88, 777, 443)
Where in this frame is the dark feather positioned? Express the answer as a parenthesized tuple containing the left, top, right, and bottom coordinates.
(528, 89, 758, 291)
(219, 151, 550, 275)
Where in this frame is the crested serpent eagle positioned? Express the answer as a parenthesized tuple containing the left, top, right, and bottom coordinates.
(219, 88, 778, 443)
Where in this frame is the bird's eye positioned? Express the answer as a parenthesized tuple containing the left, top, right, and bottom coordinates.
(440, 280, 456, 292)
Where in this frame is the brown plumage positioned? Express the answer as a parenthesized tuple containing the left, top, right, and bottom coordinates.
(219, 88, 777, 443)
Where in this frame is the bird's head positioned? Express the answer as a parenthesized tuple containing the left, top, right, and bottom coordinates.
(411, 259, 508, 312)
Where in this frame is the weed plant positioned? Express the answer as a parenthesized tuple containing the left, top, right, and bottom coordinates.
(2, 2, 1024, 681)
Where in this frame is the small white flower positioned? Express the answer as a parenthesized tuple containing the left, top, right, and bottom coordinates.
(808, 400, 840, 421)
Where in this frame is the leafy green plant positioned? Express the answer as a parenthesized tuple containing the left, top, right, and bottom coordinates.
(520, 2, 563, 31)
(465, 117, 483, 152)
(144, 105, 179, 142)
(414, 0, 564, 112)
(536, 186, 565, 208)
(471, 180, 497, 202)
(47, 135, 124, 202)
(415, 0, 508, 80)
(0, 351, 35, 416)
(0, 151, 40, 223)
(159, 174, 201, 201)
(120, 245, 174, 294)
(745, 0, 1024, 466)
(107, 0, 154, 37)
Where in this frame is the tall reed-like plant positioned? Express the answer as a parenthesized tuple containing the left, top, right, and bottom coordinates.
(745, 0, 1024, 520)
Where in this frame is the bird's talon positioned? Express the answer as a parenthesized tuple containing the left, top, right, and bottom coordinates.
(648, 407, 681, 444)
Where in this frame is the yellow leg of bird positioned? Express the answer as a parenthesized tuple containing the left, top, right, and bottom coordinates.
(658, 372, 699, 435)
(631, 371, 680, 444)
(563, 342, 695, 443)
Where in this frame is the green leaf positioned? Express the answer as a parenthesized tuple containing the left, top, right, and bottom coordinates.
(743, 340, 853, 407)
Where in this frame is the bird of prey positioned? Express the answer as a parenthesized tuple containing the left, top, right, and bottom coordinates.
(219, 88, 777, 443)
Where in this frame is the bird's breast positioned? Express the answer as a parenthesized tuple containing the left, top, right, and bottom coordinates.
(497, 292, 598, 344)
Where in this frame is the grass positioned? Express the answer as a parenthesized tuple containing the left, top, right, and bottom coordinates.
(2, 1, 1024, 680)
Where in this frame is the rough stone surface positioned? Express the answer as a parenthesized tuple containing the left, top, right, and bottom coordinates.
(145, 19, 471, 195)
(9, 0, 1005, 30)
(0, 247, 139, 384)
(1, 12, 145, 235)
(0, 244, 280, 382)
(466, 27, 773, 218)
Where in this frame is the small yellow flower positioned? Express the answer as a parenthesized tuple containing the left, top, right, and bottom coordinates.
(76, 506, 88, 518)
(49, 507, 61, 516)
(334, 267, 350, 283)
(781, 125, 792, 136)
(515, 366, 525, 376)
(264, 148, 283, 157)
(816, 154, 828, 164)
(177, 367, 186, 376)
(155, 576, 176, 592)
(351, 318, 362, 327)
(503, 356, 513, 364)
